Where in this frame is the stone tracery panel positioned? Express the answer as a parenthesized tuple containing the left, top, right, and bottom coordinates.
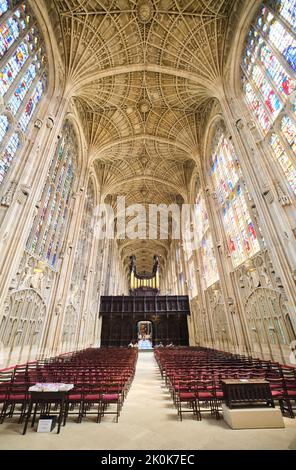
(206, 283, 232, 350)
(61, 304, 78, 350)
(0, 288, 46, 349)
(0, 252, 54, 365)
(245, 287, 292, 347)
(190, 297, 210, 347)
(211, 302, 231, 351)
(235, 250, 295, 361)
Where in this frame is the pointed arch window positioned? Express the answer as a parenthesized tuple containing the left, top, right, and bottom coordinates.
(242, 0, 296, 195)
(66, 179, 95, 323)
(71, 179, 95, 288)
(195, 190, 219, 288)
(277, 0, 296, 30)
(26, 122, 77, 269)
(281, 114, 296, 151)
(210, 130, 260, 269)
(0, 1, 47, 187)
(0, 113, 9, 143)
(269, 114, 296, 194)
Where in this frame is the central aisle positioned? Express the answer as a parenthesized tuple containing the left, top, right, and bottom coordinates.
(119, 352, 167, 429)
(0, 351, 295, 450)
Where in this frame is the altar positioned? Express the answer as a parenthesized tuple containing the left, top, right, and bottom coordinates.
(138, 321, 153, 350)
(138, 339, 153, 350)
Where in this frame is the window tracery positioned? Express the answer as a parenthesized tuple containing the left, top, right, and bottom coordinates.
(195, 189, 219, 288)
(210, 129, 260, 268)
(26, 121, 77, 269)
(0, 1, 47, 187)
(67, 178, 95, 305)
(242, 0, 295, 194)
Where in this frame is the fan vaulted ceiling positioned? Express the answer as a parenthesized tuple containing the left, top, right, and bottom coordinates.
(45, 0, 240, 273)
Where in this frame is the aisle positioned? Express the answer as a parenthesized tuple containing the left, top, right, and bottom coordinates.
(117, 351, 173, 442)
(0, 352, 295, 450)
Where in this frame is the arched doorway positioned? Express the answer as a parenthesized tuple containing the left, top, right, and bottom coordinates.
(137, 321, 153, 350)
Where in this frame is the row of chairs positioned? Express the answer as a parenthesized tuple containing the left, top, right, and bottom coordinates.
(155, 347, 296, 420)
(0, 348, 138, 428)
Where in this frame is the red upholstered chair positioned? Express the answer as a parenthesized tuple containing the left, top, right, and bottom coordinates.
(63, 384, 84, 425)
(98, 382, 123, 423)
(265, 376, 285, 414)
(193, 380, 219, 420)
(0, 348, 137, 429)
(0, 383, 9, 422)
(171, 377, 189, 405)
(175, 381, 199, 421)
(282, 369, 296, 418)
(0, 383, 29, 424)
(79, 383, 102, 423)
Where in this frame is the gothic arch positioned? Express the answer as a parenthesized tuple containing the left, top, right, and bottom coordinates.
(225, 0, 261, 98)
(61, 304, 78, 349)
(245, 287, 294, 348)
(62, 111, 88, 181)
(0, 288, 46, 350)
(29, 0, 63, 101)
(212, 303, 231, 350)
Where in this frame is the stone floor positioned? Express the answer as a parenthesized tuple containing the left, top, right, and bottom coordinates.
(0, 352, 296, 450)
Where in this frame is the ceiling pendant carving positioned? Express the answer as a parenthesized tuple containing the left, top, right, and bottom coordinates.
(136, 0, 154, 24)
(138, 98, 151, 114)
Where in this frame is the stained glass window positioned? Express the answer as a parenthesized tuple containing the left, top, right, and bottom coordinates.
(243, 79, 271, 133)
(7, 63, 38, 115)
(0, 132, 20, 184)
(251, 64, 282, 117)
(278, 0, 296, 29)
(0, 1, 9, 18)
(0, 1, 47, 188)
(268, 20, 296, 72)
(18, 78, 45, 131)
(242, 2, 295, 135)
(242, 1, 296, 196)
(0, 42, 30, 96)
(269, 117, 296, 194)
(70, 180, 95, 298)
(26, 122, 77, 269)
(0, 15, 20, 59)
(0, 113, 9, 143)
(281, 115, 296, 152)
(211, 130, 260, 269)
(195, 191, 219, 288)
(259, 42, 295, 96)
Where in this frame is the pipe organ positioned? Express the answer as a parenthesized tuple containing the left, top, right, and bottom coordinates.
(130, 255, 160, 295)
